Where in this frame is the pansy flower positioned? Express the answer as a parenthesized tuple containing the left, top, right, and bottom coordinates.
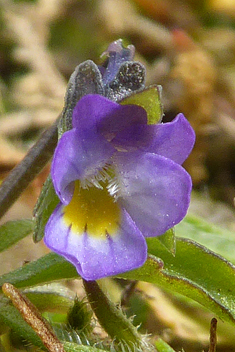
(44, 93, 195, 281)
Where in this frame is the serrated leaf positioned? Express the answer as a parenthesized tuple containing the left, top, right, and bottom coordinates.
(0, 252, 78, 291)
(0, 219, 34, 252)
(120, 85, 163, 124)
(176, 214, 235, 265)
(157, 228, 175, 255)
(0, 296, 45, 349)
(118, 237, 235, 326)
(33, 176, 59, 242)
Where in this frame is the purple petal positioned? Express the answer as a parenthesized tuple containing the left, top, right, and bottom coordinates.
(112, 114, 195, 164)
(111, 123, 150, 151)
(115, 151, 192, 237)
(101, 39, 135, 85)
(44, 204, 147, 281)
(145, 113, 195, 164)
(72, 95, 147, 137)
(72, 94, 119, 130)
(51, 127, 115, 204)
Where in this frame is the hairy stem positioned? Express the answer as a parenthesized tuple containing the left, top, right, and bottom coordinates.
(83, 280, 144, 350)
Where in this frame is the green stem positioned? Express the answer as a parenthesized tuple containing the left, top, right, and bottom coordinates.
(83, 280, 144, 350)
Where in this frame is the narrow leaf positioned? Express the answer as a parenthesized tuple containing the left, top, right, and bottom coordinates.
(176, 214, 235, 264)
(0, 219, 34, 252)
(0, 296, 45, 349)
(25, 288, 74, 313)
(118, 237, 235, 326)
(33, 176, 59, 242)
(0, 252, 78, 291)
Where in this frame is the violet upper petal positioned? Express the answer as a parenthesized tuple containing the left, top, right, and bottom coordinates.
(115, 151, 192, 237)
(44, 204, 147, 281)
(72, 94, 147, 137)
(101, 39, 135, 86)
(112, 113, 195, 164)
(72, 94, 119, 130)
(51, 127, 115, 204)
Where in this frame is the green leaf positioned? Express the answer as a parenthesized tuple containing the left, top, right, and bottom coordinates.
(24, 286, 74, 313)
(155, 338, 176, 352)
(120, 85, 163, 124)
(0, 296, 45, 349)
(176, 214, 235, 265)
(33, 176, 59, 242)
(118, 237, 235, 326)
(0, 219, 34, 252)
(157, 228, 175, 255)
(0, 297, 102, 351)
(0, 253, 78, 290)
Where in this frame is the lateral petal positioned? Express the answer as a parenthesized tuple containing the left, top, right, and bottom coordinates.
(112, 113, 195, 164)
(145, 113, 195, 164)
(115, 151, 192, 237)
(51, 127, 115, 204)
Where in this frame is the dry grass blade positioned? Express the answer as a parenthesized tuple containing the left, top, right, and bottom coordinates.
(209, 318, 217, 352)
(0, 116, 59, 219)
(2, 283, 65, 352)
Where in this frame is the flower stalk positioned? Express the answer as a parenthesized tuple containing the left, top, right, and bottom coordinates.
(83, 279, 145, 351)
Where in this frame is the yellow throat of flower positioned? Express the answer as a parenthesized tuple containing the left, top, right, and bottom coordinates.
(63, 181, 121, 239)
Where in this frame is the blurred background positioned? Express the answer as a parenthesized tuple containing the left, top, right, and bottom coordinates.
(1, 0, 235, 350)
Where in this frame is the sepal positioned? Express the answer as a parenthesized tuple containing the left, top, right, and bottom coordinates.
(156, 228, 176, 255)
(33, 175, 59, 243)
(58, 60, 104, 136)
(121, 85, 163, 124)
(105, 61, 145, 101)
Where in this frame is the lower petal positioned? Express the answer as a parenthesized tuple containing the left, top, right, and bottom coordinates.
(44, 204, 147, 281)
(115, 152, 192, 237)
